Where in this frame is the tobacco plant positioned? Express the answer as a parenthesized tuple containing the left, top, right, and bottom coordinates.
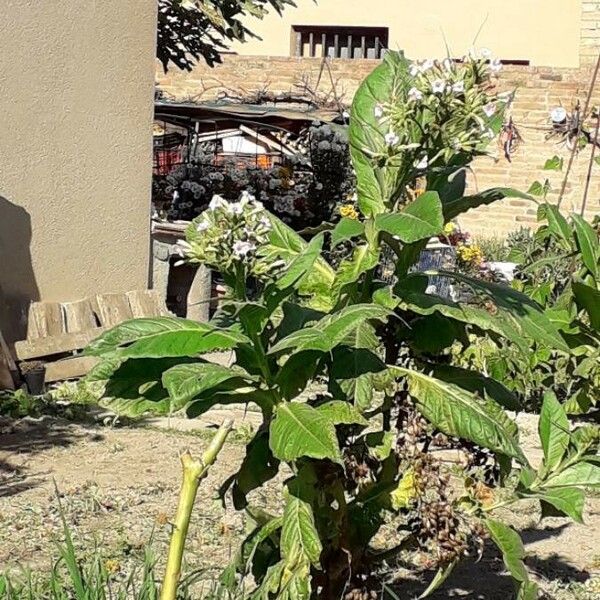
(87, 52, 600, 599)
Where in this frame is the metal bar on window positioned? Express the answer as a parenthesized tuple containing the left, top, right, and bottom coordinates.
(347, 34, 353, 59)
(374, 36, 381, 59)
(294, 30, 302, 57)
(309, 32, 315, 57)
(361, 35, 366, 59)
(321, 33, 327, 58)
(334, 33, 339, 58)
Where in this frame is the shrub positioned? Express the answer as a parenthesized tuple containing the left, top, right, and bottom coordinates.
(88, 52, 600, 600)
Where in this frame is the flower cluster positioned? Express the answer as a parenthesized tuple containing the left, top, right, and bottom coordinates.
(372, 49, 507, 180)
(339, 203, 359, 220)
(180, 191, 284, 281)
(456, 243, 484, 268)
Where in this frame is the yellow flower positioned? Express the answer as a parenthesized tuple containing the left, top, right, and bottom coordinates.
(339, 204, 359, 220)
(456, 243, 484, 266)
(104, 559, 121, 574)
(444, 222, 456, 235)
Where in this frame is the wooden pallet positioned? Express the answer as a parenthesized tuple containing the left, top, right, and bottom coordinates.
(14, 290, 170, 383)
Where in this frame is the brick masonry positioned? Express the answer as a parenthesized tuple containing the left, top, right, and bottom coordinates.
(156, 3, 600, 238)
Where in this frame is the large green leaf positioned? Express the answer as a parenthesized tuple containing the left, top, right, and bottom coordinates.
(269, 403, 342, 463)
(275, 351, 323, 400)
(227, 430, 280, 510)
(330, 218, 365, 247)
(426, 364, 519, 411)
(269, 304, 390, 356)
(87, 357, 195, 417)
(331, 243, 380, 301)
(572, 281, 600, 330)
(316, 400, 368, 426)
(162, 362, 254, 407)
(86, 317, 250, 359)
(281, 493, 322, 565)
(534, 488, 585, 523)
(274, 233, 325, 290)
(486, 519, 538, 600)
(433, 271, 570, 352)
(395, 275, 529, 352)
(442, 188, 533, 222)
(544, 461, 600, 488)
(349, 51, 413, 216)
(263, 213, 334, 310)
(375, 192, 444, 243)
(538, 391, 569, 474)
(393, 367, 525, 462)
(538, 204, 572, 249)
(571, 214, 599, 281)
(251, 559, 311, 600)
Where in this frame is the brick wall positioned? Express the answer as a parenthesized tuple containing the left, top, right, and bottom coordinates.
(581, 1, 600, 65)
(156, 57, 600, 239)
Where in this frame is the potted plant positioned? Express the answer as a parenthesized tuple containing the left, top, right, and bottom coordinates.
(19, 360, 46, 395)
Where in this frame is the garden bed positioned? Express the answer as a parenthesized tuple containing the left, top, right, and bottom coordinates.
(0, 414, 598, 599)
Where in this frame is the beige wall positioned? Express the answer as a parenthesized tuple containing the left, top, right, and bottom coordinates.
(231, 0, 582, 68)
(0, 0, 157, 343)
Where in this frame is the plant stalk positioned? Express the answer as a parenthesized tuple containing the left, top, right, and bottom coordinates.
(160, 420, 234, 600)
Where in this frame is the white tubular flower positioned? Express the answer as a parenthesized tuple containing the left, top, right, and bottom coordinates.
(385, 131, 400, 147)
(174, 239, 192, 257)
(490, 58, 502, 72)
(233, 240, 256, 258)
(451, 81, 465, 94)
(485, 128, 495, 139)
(239, 190, 255, 206)
(408, 87, 423, 102)
(479, 48, 493, 59)
(409, 63, 420, 77)
(414, 155, 429, 170)
(374, 104, 385, 119)
(228, 202, 244, 215)
(196, 221, 210, 233)
(421, 59, 434, 72)
(208, 194, 227, 211)
(442, 58, 453, 71)
(431, 79, 446, 94)
(483, 102, 497, 117)
(259, 216, 272, 230)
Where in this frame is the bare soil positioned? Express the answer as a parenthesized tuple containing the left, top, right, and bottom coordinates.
(0, 411, 598, 599)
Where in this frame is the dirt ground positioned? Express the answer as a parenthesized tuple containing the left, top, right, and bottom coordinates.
(0, 411, 598, 599)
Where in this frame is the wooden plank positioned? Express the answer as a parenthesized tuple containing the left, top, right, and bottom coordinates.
(15, 327, 108, 361)
(0, 329, 16, 389)
(93, 293, 133, 327)
(27, 302, 65, 339)
(127, 289, 169, 318)
(63, 299, 97, 333)
(45, 356, 99, 383)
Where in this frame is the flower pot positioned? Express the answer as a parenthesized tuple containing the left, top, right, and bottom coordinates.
(23, 367, 45, 395)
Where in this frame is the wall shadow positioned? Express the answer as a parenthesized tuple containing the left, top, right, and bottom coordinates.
(0, 195, 39, 343)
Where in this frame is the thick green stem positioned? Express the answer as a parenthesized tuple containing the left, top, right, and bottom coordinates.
(160, 420, 234, 600)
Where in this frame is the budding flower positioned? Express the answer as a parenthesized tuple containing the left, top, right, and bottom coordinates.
(385, 131, 400, 147)
(451, 81, 465, 94)
(431, 79, 446, 94)
(414, 155, 429, 170)
(489, 58, 502, 72)
(208, 194, 227, 211)
(408, 87, 423, 102)
(232, 240, 256, 258)
(196, 221, 210, 233)
(374, 104, 384, 119)
(483, 102, 497, 117)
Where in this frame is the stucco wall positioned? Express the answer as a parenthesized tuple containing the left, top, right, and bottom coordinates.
(0, 0, 157, 343)
(231, 0, 582, 68)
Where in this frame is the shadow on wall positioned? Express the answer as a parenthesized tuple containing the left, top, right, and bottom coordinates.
(0, 196, 39, 343)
